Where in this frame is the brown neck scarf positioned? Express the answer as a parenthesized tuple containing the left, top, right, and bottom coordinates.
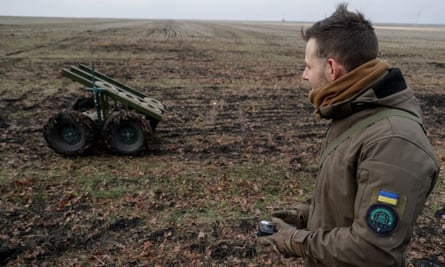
(309, 58, 389, 113)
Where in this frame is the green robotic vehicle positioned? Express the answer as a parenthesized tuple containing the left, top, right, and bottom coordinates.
(43, 64, 166, 156)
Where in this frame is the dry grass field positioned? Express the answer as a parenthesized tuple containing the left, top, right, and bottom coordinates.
(0, 17, 444, 266)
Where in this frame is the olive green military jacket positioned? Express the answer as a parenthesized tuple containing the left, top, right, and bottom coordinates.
(297, 69, 440, 267)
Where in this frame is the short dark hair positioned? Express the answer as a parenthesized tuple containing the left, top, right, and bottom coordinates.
(301, 3, 378, 71)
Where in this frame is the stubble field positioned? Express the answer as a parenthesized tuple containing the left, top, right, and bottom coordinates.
(0, 17, 444, 266)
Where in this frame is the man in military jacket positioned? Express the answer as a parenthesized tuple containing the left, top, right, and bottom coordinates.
(258, 3, 440, 267)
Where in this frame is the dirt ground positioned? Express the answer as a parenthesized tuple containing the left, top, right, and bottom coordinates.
(0, 18, 444, 266)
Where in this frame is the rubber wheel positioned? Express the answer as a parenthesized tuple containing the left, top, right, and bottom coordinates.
(103, 111, 152, 155)
(43, 111, 97, 155)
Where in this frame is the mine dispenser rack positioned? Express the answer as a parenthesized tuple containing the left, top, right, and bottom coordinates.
(61, 64, 166, 125)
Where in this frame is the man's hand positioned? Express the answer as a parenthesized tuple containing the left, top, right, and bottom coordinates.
(272, 210, 306, 229)
(257, 217, 306, 258)
(271, 202, 309, 229)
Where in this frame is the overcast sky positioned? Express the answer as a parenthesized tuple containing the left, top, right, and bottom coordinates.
(1, 0, 444, 25)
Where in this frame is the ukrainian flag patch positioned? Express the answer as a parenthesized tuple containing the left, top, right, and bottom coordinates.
(377, 190, 399, 206)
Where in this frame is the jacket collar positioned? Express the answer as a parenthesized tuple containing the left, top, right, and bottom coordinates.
(319, 68, 410, 119)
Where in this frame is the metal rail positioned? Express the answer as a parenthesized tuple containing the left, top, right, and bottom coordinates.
(61, 64, 165, 121)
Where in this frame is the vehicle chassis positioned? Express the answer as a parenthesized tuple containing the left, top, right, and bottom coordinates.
(43, 64, 166, 156)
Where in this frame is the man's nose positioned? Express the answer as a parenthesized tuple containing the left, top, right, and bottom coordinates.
(302, 69, 308, 80)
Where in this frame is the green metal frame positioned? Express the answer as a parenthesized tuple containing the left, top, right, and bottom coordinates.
(61, 64, 166, 123)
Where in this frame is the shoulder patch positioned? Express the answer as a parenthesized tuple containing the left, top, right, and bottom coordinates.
(377, 190, 399, 206)
(366, 204, 399, 235)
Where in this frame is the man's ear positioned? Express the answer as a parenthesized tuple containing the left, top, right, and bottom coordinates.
(326, 58, 346, 81)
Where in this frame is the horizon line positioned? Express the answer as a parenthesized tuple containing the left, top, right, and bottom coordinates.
(1, 15, 444, 27)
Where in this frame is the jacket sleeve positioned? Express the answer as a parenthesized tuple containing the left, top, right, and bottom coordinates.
(300, 135, 439, 267)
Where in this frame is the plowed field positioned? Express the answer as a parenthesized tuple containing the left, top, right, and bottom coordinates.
(0, 18, 444, 266)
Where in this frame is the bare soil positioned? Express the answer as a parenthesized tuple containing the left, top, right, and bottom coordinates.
(0, 18, 444, 266)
